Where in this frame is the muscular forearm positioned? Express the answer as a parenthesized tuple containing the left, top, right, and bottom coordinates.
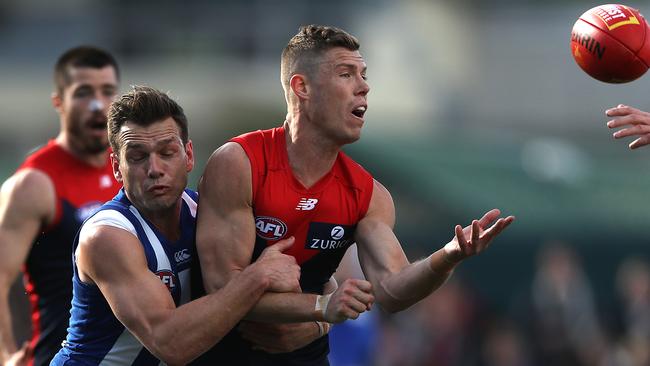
(0, 288, 18, 362)
(377, 248, 457, 313)
(244, 292, 324, 323)
(142, 270, 268, 365)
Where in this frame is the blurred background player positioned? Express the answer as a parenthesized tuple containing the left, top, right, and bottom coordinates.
(51, 86, 301, 365)
(196, 24, 514, 365)
(0, 46, 121, 366)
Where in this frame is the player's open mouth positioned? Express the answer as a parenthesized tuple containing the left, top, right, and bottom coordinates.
(351, 105, 367, 119)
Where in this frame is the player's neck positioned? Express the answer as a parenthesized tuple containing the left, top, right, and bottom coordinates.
(284, 120, 339, 189)
(137, 200, 182, 242)
(55, 134, 108, 168)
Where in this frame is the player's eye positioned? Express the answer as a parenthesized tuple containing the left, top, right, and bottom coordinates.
(73, 88, 93, 98)
(127, 153, 146, 163)
(103, 87, 117, 98)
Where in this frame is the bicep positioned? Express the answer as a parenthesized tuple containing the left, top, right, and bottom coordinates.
(196, 143, 256, 292)
(355, 180, 409, 287)
(0, 170, 55, 283)
(78, 226, 175, 340)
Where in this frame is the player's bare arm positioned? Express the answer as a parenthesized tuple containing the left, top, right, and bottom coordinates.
(355, 179, 514, 313)
(77, 223, 298, 366)
(238, 275, 339, 353)
(0, 169, 55, 363)
(197, 143, 374, 324)
(606, 104, 650, 149)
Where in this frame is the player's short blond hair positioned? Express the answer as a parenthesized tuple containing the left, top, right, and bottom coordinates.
(281, 25, 360, 95)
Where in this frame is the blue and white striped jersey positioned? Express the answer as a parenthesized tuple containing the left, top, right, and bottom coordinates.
(51, 188, 198, 366)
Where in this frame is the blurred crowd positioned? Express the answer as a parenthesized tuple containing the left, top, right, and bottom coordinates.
(330, 243, 650, 366)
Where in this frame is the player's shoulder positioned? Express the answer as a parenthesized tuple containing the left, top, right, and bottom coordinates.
(206, 141, 250, 171)
(229, 126, 283, 154)
(77, 220, 146, 280)
(2, 167, 55, 206)
(335, 151, 374, 188)
(19, 140, 64, 170)
(230, 127, 277, 142)
(338, 151, 370, 172)
(78, 206, 141, 254)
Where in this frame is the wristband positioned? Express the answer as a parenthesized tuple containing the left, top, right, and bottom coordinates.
(315, 293, 331, 317)
(315, 321, 331, 337)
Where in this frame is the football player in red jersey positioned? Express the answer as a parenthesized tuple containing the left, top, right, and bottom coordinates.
(196, 25, 515, 365)
(0, 46, 121, 366)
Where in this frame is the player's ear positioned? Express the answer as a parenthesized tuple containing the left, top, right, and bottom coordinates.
(290, 74, 309, 100)
(110, 152, 123, 183)
(184, 140, 195, 172)
(51, 91, 63, 114)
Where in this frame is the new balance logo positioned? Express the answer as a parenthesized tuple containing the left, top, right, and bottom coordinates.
(296, 198, 318, 211)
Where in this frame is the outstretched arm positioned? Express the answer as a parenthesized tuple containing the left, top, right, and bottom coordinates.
(77, 223, 299, 366)
(606, 104, 650, 149)
(196, 142, 374, 324)
(0, 170, 55, 364)
(355, 179, 514, 313)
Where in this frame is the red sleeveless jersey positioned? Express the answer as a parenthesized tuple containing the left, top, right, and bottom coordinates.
(231, 127, 374, 294)
(16, 140, 119, 366)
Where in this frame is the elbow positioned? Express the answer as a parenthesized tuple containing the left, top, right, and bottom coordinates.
(377, 298, 410, 314)
(203, 277, 226, 294)
(140, 324, 199, 366)
(376, 279, 408, 314)
(203, 269, 240, 294)
(156, 354, 185, 366)
(375, 287, 415, 314)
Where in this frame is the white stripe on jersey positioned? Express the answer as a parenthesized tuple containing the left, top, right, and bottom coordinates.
(80, 209, 138, 239)
(128, 205, 171, 271)
(182, 191, 197, 218)
(98, 330, 143, 366)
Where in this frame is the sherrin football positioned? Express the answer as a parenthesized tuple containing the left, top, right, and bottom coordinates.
(570, 4, 650, 83)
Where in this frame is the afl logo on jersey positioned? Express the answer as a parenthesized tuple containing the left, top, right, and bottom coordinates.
(255, 216, 287, 240)
(155, 270, 177, 292)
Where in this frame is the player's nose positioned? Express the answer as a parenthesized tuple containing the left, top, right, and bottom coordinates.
(88, 99, 104, 112)
(147, 155, 164, 178)
(357, 77, 369, 96)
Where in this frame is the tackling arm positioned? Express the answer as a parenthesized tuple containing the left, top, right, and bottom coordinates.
(77, 224, 281, 366)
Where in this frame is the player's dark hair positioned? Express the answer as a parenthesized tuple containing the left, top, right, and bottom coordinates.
(108, 86, 189, 153)
(54, 46, 120, 95)
(281, 25, 360, 92)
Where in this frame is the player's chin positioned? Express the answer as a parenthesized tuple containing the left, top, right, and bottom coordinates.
(346, 127, 363, 142)
(143, 196, 176, 211)
(84, 139, 109, 154)
(338, 132, 361, 145)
